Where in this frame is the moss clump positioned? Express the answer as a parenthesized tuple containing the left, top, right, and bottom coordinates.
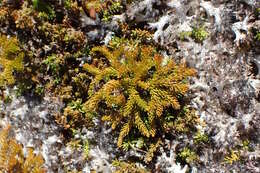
(112, 160, 150, 173)
(191, 26, 209, 42)
(108, 24, 154, 49)
(193, 131, 209, 144)
(43, 54, 62, 76)
(32, 0, 55, 20)
(0, 0, 202, 169)
(0, 125, 46, 173)
(60, 99, 92, 129)
(179, 26, 209, 43)
(85, 0, 105, 13)
(179, 31, 192, 41)
(12, 2, 36, 30)
(255, 31, 260, 41)
(67, 134, 90, 159)
(0, 35, 24, 86)
(256, 8, 260, 14)
(83, 44, 198, 160)
(102, 1, 123, 22)
(177, 147, 198, 164)
(224, 150, 240, 164)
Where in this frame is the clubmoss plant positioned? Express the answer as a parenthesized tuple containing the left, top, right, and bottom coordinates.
(0, 7, 8, 23)
(64, 0, 74, 9)
(83, 139, 90, 159)
(10, 2, 36, 29)
(67, 139, 82, 149)
(3, 95, 12, 104)
(32, 0, 55, 20)
(179, 26, 209, 43)
(109, 23, 154, 48)
(241, 140, 250, 150)
(193, 131, 209, 144)
(108, 36, 140, 49)
(15, 82, 32, 97)
(102, 1, 123, 22)
(177, 147, 198, 164)
(43, 54, 62, 76)
(0, 35, 24, 86)
(191, 26, 209, 43)
(34, 85, 45, 96)
(112, 160, 150, 173)
(83, 44, 197, 160)
(255, 31, 260, 41)
(66, 170, 82, 173)
(85, 0, 104, 12)
(179, 31, 192, 41)
(224, 150, 240, 164)
(0, 125, 46, 173)
(256, 8, 260, 14)
(122, 137, 145, 151)
(61, 99, 92, 129)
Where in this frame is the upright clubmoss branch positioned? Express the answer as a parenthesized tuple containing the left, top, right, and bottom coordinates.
(83, 44, 198, 161)
(0, 35, 24, 86)
(0, 125, 46, 173)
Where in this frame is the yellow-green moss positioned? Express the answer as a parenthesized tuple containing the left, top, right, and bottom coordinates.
(179, 26, 209, 42)
(191, 26, 209, 42)
(255, 31, 260, 41)
(0, 35, 24, 86)
(178, 147, 198, 163)
(102, 1, 123, 22)
(193, 131, 209, 144)
(83, 44, 198, 161)
(224, 150, 240, 164)
(112, 160, 150, 173)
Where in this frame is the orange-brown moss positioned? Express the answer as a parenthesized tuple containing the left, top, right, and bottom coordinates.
(83, 44, 197, 160)
(0, 125, 46, 173)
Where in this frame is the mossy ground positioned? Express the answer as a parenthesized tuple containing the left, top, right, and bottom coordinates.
(0, 1, 199, 171)
(0, 0, 259, 172)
